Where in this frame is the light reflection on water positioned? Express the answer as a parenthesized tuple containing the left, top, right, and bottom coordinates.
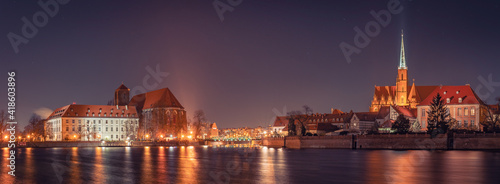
(1, 147, 500, 183)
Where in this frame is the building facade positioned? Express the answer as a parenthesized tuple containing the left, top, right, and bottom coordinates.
(369, 30, 438, 112)
(416, 85, 487, 131)
(129, 87, 188, 139)
(46, 104, 139, 141)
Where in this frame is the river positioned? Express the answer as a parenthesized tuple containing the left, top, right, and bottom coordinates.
(1, 147, 500, 183)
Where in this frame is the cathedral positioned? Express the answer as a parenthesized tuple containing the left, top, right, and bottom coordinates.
(369, 30, 438, 113)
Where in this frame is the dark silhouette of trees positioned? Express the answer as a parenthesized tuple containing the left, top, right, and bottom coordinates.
(287, 105, 313, 136)
(427, 93, 451, 137)
(192, 110, 206, 139)
(392, 115, 410, 134)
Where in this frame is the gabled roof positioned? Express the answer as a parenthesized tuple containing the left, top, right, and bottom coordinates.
(354, 112, 378, 121)
(116, 84, 129, 90)
(376, 106, 391, 119)
(273, 116, 288, 127)
(48, 104, 138, 119)
(374, 86, 396, 101)
(412, 86, 438, 102)
(129, 88, 184, 110)
(418, 85, 484, 106)
(392, 105, 416, 118)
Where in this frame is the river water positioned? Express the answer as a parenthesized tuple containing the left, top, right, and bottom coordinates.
(1, 146, 500, 184)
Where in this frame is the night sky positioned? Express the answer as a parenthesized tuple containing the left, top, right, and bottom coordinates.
(1, 0, 500, 129)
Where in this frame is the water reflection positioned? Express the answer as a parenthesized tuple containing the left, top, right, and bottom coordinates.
(69, 147, 81, 183)
(92, 147, 105, 183)
(140, 146, 152, 183)
(3, 147, 500, 184)
(177, 146, 199, 183)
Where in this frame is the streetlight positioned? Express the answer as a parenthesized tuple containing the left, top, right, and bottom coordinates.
(4, 136, 7, 139)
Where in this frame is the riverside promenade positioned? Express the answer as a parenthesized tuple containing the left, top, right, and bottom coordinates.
(263, 133, 500, 150)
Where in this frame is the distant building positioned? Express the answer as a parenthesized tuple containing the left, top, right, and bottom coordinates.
(271, 116, 287, 135)
(45, 104, 139, 141)
(369, 30, 439, 112)
(417, 85, 487, 131)
(129, 87, 188, 139)
(209, 123, 219, 138)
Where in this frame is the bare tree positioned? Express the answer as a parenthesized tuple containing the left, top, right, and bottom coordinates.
(193, 110, 206, 139)
(123, 120, 137, 140)
(481, 104, 500, 132)
(287, 105, 313, 136)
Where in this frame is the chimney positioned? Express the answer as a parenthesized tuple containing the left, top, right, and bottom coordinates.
(126, 105, 128, 110)
(331, 108, 334, 114)
(116, 105, 119, 109)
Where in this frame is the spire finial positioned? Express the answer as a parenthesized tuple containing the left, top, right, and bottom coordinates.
(399, 29, 407, 69)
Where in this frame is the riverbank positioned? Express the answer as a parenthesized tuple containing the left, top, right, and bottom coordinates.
(263, 133, 500, 150)
(0, 141, 200, 148)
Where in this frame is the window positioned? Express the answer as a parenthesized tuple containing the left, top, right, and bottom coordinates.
(464, 108, 469, 116)
(106, 120, 108, 124)
(78, 126, 81, 131)
(72, 120, 75, 124)
(99, 127, 101, 131)
(457, 120, 461, 127)
(471, 107, 475, 116)
(116, 127, 118, 131)
(471, 120, 475, 126)
(458, 98, 462, 103)
(116, 135, 118, 138)
(464, 120, 468, 127)
(72, 127, 75, 131)
(92, 112, 95, 117)
(111, 127, 113, 131)
(66, 120, 69, 124)
(106, 127, 108, 131)
(122, 127, 124, 131)
(121, 135, 124, 139)
(421, 109, 426, 117)
(87, 108, 90, 112)
(446, 98, 450, 103)
(79, 120, 82, 124)
(457, 108, 461, 116)
(66, 127, 69, 131)
(99, 108, 102, 113)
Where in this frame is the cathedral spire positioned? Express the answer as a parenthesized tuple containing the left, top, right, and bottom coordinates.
(399, 29, 407, 69)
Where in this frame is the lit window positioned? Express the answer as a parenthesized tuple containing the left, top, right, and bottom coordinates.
(457, 108, 461, 116)
(464, 108, 469, 116)
(471, 107, 475, 116)
(446, 98, 450, 103)
(458, 98, 462, 103)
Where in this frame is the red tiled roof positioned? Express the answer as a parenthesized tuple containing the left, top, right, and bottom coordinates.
(273, 116, 288, 127)
(129, 88, 184, 109)
(413, 86, 438, 102)
(392, 105, 416, 118)
(417, 85, 484, 106)
(376, 106, 391, 119)
(48, 104, 138, 119)
(354, 112, 378, 121)
(374, 86, 396, 101)
(374, 85, 438, 102)
(331, 109, 344, 115)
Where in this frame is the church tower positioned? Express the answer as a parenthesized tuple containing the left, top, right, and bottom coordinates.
(114, 83, 130, 106)
(396, 30, 408, 106)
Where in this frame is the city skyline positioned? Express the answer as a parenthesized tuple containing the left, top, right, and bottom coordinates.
(1, 0, 500, 130)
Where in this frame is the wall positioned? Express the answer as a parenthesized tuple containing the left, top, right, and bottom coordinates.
(356, 134, 447, 150)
